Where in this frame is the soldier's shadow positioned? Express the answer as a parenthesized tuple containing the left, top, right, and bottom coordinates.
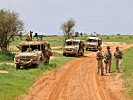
(20, 66, 38, 70)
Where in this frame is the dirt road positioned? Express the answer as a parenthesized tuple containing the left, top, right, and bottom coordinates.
(23, 43, 133, 100)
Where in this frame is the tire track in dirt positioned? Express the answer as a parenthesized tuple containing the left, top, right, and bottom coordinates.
(23, 43, 133, 100)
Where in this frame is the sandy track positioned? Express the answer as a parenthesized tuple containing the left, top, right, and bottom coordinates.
(23, 43, 133, 100)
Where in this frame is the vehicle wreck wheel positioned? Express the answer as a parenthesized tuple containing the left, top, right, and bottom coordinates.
(16, 64, 20, 70)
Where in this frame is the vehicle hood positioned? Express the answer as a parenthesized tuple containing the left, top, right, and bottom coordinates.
(64, 45, 79, 49)
(16, 51, 42, 57)
(86, 42, 98, 45)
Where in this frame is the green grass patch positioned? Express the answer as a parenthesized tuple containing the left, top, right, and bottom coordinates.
(122, 47, 133, 98)
(0, 52, 14, 62)
(111, 47, 133, 98)
(0, 52, 74, 100)
(10, 35, 133, 48)
(98, 35, 133, 44)
(10, 36, 64, 47)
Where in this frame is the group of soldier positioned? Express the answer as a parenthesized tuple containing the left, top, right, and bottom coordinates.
(96, 46, 123, 75)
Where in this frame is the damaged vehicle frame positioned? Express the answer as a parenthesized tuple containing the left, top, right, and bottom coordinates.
(14, 41, 52, 69)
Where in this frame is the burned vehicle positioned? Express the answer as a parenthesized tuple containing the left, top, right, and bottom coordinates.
(63, 39, 85, 56)
(85, 37, 102, 51)
(14, 41, 52, 69)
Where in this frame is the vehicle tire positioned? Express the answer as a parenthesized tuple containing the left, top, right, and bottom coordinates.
(63, 53, 66, 56)
(33, 64, 38, 68)
(16, 64, 20, 70)
(86, 48, 88, 51)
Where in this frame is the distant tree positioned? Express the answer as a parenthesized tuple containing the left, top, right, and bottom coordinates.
(117, 33, 120, 36)
(96, 33, 100, 36)
(61, 18, 75, 40)
(0, 9, 24, 52)
(80, 32, 83, 36)
(19, 32, 23, 40)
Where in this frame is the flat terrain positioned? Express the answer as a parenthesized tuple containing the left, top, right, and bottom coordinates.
(23, 43, 133, 100)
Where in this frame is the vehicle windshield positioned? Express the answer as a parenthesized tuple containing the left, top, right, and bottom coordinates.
(21, 45, 42, 52)
(66, 41, 79, 46)
(86, 39, 98, 42)
(21, 45, 29, 52)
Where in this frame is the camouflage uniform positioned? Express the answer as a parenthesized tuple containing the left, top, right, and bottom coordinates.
(96, 50, 104, 75)
(26, 31, 33, 41)
(41, 44, 52, 65)
(42, 48, 50, 64)
(104, 49, 112, 73)
(114, 47, 123, 73)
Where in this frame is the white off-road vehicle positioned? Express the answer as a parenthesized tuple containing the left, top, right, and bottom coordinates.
(85, 37, 102, 51)
(63, 39, 85, 56)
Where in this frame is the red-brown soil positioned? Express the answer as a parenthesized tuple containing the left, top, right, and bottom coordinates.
(23, 43, 133, 100)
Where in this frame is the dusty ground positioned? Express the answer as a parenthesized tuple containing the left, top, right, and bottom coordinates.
(0, 62, 14, 66)
(23, 43, 133, 100)
(0, 70, 9, 74)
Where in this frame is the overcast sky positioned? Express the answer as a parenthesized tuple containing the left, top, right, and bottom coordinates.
(0, 0, 133, 35)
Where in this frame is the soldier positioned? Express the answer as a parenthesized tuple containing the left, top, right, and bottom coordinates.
(114, 46, 124, 73)
(104, 46, 112, 73)
(96, 47, 104, 75)
(41, 43, 52, 65)
(26, 31, 33, 41)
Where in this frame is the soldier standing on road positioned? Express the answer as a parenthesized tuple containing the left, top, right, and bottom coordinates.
(104, 46, 112, 73)
(114, 46, 124, 73)
(96, 47, 104, 75)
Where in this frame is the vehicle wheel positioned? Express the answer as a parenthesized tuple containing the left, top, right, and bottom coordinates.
(33, 64, 38, 68)
(63, 53, 66, 56)
(16, 64, 20, 70)
(86, 48, 88, 51)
